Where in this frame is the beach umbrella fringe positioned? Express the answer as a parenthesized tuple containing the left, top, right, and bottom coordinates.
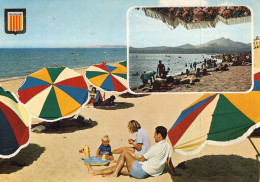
(168, 73, 260, 155)
(173, 122, 260, 156)
(143, 7, 251, 30)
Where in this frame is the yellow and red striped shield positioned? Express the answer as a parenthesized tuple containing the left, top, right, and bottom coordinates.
(5, 9, 26, 34)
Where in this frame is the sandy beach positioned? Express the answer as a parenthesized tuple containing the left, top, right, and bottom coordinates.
(132, 64, 252, 93)
(0, 65, 259, 182)
(170, 65, 252, 92)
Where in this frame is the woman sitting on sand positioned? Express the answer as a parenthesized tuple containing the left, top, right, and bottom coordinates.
(86, 87, 97, 106)
(112, 120, 150, 159)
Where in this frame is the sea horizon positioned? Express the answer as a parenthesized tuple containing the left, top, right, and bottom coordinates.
(0, 48, 127, 81)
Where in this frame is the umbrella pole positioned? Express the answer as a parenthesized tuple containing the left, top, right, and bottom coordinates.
(248, 137, 260, 182)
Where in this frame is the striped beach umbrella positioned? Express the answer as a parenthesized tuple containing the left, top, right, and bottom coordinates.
(118, 60, 127, 72)
(85, 63, 127, 92)
(0, 86, 30, 158)
(168, 72, 260, 155)
(18, 67, 89, 121)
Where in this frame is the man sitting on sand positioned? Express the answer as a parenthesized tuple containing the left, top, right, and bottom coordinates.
(87, 126, 179, 179)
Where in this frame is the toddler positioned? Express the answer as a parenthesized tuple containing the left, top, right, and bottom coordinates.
(96, 135, 114, 161)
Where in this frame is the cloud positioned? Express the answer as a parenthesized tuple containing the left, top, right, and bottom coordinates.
(159, 0, 208, 6)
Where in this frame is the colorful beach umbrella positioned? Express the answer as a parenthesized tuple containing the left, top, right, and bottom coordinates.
(142, 6, 251, 30)
(18, 67, 89, 121)
(85, 63, 127, 92)
(168, 72, 260, 155)
(0, 86, 31, 158)
(117, 60, 127, 72)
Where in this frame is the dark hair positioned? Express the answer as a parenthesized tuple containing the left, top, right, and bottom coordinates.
(110, 95, 116, 100)
(155, 126, 167, 139)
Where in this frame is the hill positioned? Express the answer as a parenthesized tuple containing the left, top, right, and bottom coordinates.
(129, 38, 251, 54)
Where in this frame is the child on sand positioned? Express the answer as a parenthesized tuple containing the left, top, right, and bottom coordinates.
(96, 135, 115, 162)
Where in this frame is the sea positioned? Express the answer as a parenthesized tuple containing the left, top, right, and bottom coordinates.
(0, 48, 127, 81)
(129, 53, 222, 88)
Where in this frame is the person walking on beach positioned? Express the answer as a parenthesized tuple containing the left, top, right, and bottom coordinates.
(87, 126, 179, 179)
(157, 60, 165, 77)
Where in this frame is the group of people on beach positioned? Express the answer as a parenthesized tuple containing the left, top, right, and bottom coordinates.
(134, 51, 251, 91)
(88, 120, 179, 179)
(139, 60, 172, 87)
(222, 52, 251, 66)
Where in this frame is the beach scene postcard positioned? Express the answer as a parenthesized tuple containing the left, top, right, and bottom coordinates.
(1, 0, 260, 182)
(128, 6, 253, 93)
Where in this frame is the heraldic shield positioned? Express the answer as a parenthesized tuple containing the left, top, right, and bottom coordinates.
(5, 9, 26, 35)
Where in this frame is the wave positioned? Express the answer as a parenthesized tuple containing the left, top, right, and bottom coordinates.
(0, 76, 26, 82)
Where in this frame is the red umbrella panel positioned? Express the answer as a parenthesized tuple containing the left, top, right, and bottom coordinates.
(0, 86, 31, 158)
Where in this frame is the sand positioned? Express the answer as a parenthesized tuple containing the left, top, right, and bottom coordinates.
(132, 65, 252, 93)
(0, 66, 260, 182)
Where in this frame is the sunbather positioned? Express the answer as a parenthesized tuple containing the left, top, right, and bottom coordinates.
(86, 87, 103, 106)
(94, 95, 116, 107)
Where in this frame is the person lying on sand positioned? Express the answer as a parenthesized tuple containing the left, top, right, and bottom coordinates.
(221, 64, 229, 71)
(180, 78, 193, 84)
(87, 126, 180, 178)
(93, 95, 116, 107)
(112, 120, 150, 160)
(202, 68, 210, 76)
(152, 78, 168, 90)
(215, 64, 229, 72)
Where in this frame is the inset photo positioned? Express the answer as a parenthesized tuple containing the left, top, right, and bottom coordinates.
(128, 6, 252, 93)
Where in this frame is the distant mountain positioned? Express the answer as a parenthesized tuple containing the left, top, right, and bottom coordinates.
(176, 43, 195, 49)
(129, 38, 251, 54)
(86, 45, 126, 48)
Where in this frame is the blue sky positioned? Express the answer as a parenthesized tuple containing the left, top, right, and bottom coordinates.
(0, 0, 259, 48)
(129, 8, 252, 47)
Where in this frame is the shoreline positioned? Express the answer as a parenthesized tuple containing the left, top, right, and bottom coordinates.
(0, 54, 259, 181)
(0, 61, 124, 83)
(131, 64, 252, 93)
(131, 52, 252, 92)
